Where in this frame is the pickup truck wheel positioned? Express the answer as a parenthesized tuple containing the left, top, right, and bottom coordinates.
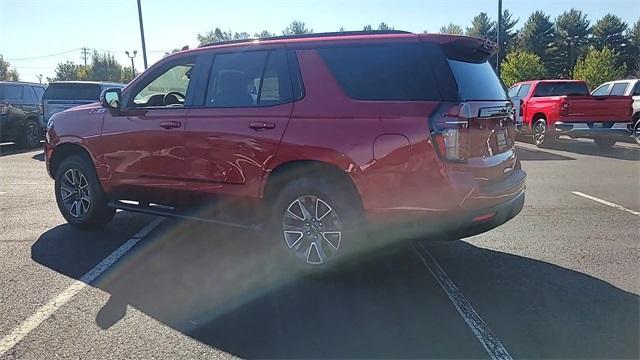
(270, 177, 361, 272)
(16, 119, 41, 148)
(593, 137, 616, 150)
(633, 118, 640, 145)
(532, 118, 553, 147)
(55, 155, 115, 229)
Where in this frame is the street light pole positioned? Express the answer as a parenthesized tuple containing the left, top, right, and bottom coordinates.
(136, 0, 148, 69)
(496, 0, 502, 75)
(125, 50, 137, 76)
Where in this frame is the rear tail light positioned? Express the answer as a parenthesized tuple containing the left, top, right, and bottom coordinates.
(559, 98, 569, 115)
(0, 104, 8, 115)
(430, 104, 468, 162)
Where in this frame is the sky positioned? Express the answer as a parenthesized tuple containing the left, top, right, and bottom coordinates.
(1, 0, 639, 83)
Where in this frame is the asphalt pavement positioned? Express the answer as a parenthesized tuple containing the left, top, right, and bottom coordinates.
(0, 137, 638, 359)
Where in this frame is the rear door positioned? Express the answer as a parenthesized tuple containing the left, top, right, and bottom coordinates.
(183, 49, 294, 197)
(43, 83, 102, 122)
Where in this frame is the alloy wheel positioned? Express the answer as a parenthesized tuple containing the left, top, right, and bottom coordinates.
(282, 195, 342, 265)
(60, 168, 91, 218)
(533, 120, 546, 146)
(26, 123, 40, 147)
(634, 121, 640, 145)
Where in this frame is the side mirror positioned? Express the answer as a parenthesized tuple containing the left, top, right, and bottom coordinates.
(100, 88, 122, 113)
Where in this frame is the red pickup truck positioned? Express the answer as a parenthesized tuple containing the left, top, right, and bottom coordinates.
(508, 80, 633, 148)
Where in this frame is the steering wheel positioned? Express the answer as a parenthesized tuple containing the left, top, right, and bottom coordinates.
(163, 91, 185, 106)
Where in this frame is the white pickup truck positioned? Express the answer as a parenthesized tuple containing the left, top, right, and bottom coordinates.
(592, 79, 640, 145)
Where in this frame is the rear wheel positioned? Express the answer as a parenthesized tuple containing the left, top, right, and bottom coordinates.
(16, 118, 41, 148)
(633, 117, 640, 146)
(594, 137, 616, 150)
(55, 155, 115, 229)
(270, 176, 361, 272)
(532, 118, 553, 147)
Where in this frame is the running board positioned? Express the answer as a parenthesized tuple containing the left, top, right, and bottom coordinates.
(107, 200, 262, 230)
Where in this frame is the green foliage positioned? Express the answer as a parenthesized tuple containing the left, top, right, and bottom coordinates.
(51, 61, 82, 81)
(497, 10, 519, 65)
(518, 11, 556, 60)
(573, 47, 626, 89)
(197, 28, 251, 45)
(0, 55, 20, 81)
(626, 19, 640, 75)
(466, 12, 495, 40)
(88, 51, 122, 82)
(554, 9, 591, 76)
(500, 50, 547, 86)
(120, 66, 135, 83)
(439, 23, 463, 35)
(592, 14, 628, 50)
(282, 20, 312, 35)
(377, 22, 393, 31)
(362, 24, 373, 31)
(255, 30, 276, 38)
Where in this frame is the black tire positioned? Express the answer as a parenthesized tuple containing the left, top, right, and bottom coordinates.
(55, 155, 115, 229)
(532, 118, 554, 148)
(16, 118, 41, 148)
(594, 137, 616, 150)
(269, 176, 362, 273)
(633, 117, 640, 146)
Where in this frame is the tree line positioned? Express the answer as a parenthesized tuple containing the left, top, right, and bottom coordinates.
(1, 13, 638, 88)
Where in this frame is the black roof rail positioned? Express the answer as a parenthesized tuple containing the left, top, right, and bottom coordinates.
(198, 30, 413, 48)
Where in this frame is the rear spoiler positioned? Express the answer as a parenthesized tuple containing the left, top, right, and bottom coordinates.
(420, 34, 498, 63)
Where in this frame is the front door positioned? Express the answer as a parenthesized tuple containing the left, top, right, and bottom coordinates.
(184, 49, 295, 198)
(98, 56, 201, 199)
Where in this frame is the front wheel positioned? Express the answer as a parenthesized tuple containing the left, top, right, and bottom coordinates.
(55, 155, 115, 229)
(270, 177, 361, 271)
(633, 118, 640, 146)
(594, 137, 616, 150)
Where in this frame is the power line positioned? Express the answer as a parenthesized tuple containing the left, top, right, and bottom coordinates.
(7, 48, 81, 61)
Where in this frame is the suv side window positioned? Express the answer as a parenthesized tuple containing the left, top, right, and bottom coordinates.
(591, 84, 610, 96)
(508, 85, 520, 97)
(31, 86, 45, 102)
(0, 85, 23, 101)
(318, 44, 441, 101)
(23, 86, 38, 103)
(205, 50, 292, 108)
(609, 83, 628, 96)
(131, 59, 195, 108)
(634, 82, 640, 96)
(517, 84, 531, 97)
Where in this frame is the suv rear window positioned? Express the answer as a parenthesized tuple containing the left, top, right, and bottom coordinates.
(0, 85, 24, 101)
(318, 44, 441, 101)
(447, 59, 507, 101)
(43, 83, 102, 101)
(534, 82, 589, 97)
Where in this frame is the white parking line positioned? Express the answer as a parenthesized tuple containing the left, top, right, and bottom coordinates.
(572, 191, 640, 217)
(412, 242, 512, 360)
(0, 217, 164, 356)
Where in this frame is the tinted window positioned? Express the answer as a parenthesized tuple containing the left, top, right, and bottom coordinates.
(205, 50, 291, 107)
(447, 60, 507, 100)
(534, 82, 589, 97)
(610, 83, 628, 96)
(517, 84, 531, 97)
(318, 44, 441, 101)
(634, 83, 640, 96)
(0, 85, 24, 101)
(23, 86, 37, 103)
(591, 84, 610, 96)
(32, 86, 45, 102)
(44, 83, 102, 100)
(507, 85, 519, 97)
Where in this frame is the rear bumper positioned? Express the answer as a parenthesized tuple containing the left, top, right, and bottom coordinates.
(553, 122, 632, 139)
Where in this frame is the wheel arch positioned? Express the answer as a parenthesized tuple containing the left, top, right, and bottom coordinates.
(49, 142, 96, 179)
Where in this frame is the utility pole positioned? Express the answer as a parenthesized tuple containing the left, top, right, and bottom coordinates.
(36, 74, 43, 84)
(125, 50, 137, 76)
(81, 46, 90, 66)
(136, 0, 148, 69)
(496, 0, 502, 75)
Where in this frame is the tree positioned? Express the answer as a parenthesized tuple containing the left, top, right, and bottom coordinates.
(87, 51, 122, 82)
(466, 12, 495, 40)
(362, 24, 373, 31)
(0, 55, 19, 81)
(196, 28, 250, 45)
(283, 20, 312, 35)
(573, 47, 626, 89)
(626, 19, 640, 76)
(121, 66, 135, 83)
(255, 30, 276, 38)
(52, 61, 82, 81)
(378, 22, 393, 31)
(591, 14, 630, 69)
(497, 10, 519, 67)
(500, 50, 547, 86)
(439, 23, 463, 35)
(518, 11, 558, 75)
(554, 9, 591, 77)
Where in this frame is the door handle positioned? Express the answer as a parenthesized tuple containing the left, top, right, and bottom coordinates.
(159, 120, 182, 129)
(248, 121, 276, 131)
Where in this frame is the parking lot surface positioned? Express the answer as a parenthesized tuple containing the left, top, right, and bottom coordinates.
(1, 139, 638, 359)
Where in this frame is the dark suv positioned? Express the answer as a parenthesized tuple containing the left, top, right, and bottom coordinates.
(45, 31, 526, 268)
(0, 81, 47, 148)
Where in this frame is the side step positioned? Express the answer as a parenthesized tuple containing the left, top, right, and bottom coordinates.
(107, 200, 262, 230)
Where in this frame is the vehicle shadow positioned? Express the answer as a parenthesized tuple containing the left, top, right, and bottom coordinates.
(31, 218, 639, 359)
(517, 138, 640, 161)
(0, 142, 44, 157)
(31, 152, 45, 161)
(515, 146, 576, 161)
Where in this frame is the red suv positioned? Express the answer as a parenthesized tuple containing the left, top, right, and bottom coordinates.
(45, 31, 525, 268)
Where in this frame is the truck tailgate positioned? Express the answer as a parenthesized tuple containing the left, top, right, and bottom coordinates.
(563, 95, 633, 122)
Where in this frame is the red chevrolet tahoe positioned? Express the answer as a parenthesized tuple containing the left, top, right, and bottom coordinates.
(508, 80, 633, 148)
(45, 31, 525, 269)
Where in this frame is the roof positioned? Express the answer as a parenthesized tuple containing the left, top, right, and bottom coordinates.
(48, 81, 125, 86)
(0, 81, 46, 87)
